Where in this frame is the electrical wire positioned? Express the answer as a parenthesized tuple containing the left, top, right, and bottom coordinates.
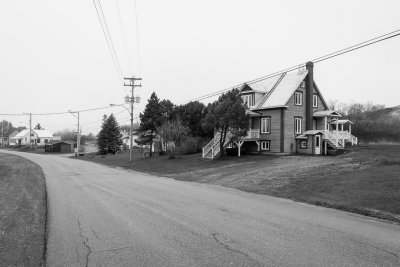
(0, 104, 128, 116)
(181, 29, 400, 104)
(133, 0, 141, 74)
(92, 0, 123, 78)
(115, 0, 132, 73)
(97, 0, 124, 76)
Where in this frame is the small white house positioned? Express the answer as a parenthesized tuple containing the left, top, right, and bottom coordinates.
(14, 129, 61, 146)
(121, 130, 139, 149)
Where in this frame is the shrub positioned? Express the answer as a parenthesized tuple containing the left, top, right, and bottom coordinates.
(179, 136, 202, 154)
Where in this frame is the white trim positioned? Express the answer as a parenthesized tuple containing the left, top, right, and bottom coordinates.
(294, 91, 303, 106)
(313, 95, 318, 107)
(261, 140, 270, 151)
(295, 117, 302, 134)
(261, 117, 271, 133)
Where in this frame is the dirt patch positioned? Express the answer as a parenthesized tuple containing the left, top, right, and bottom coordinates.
(0, 152, 47, 266)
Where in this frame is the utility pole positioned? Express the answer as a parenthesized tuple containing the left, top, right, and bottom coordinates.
(1, 121, 3, 147)
(29, 113, 32, 148)
(69, 110, 81, 157)
(124, 76, 142, 162)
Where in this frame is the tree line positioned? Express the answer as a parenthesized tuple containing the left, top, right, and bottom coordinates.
(329, 101, 400, 143)
(97, 89, 250, 158)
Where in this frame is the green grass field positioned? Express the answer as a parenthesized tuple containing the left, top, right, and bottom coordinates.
(80, 145, 400, 223)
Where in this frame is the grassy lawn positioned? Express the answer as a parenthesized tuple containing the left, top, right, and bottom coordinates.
(80, 145, 400, 223)
(0, 152, 46, 266)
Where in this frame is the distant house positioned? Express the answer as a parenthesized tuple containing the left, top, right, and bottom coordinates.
(45, 141, 76, 153)
(8, 130, 19, 146)
(202, 62, 358, 159)
(121, 130, 139, 149)
(13, 129, 61, 146)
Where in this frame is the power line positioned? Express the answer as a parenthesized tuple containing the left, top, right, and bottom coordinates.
(0, 103, 128, 116)
(92, 0, 123, 78)
(97, 0, 124, 76)
(133, 0, 141, 73)
(181, 29, 400, 104)
(115, 0, 132, 72)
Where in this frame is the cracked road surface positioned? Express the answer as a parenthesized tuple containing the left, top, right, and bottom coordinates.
(6, 151, 400, 266)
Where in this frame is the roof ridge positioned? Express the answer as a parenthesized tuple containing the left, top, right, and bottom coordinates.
(256, 72, 287, 109)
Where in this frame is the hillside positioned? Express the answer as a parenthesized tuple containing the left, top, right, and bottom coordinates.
(346, 105, 400, 143)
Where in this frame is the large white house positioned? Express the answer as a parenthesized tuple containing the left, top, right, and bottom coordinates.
(13, 129, 61, 146)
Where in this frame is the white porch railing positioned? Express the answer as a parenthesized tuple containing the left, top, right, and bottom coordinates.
(333, 130, 358, 145)
(202, 131, 235, 159)
(242, 129, 260, 139)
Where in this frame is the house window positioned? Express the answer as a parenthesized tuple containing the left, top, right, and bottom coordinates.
(25, 137, 27, 142)
(30, 133, 34, 137)
(294, 91, 303, 105)
(300, 81, 306, 88)
(295, 117, 302, 134)
(313, 95, 318, 107)
(326, 122, 330, 131)
(300, 140, 307, 148)
(260, 117, 271, 133)
(241, 94, 253, 107)
(37, 139, 40, 144)
(45, 139, 48, 144)
(261, 141, 270, 151)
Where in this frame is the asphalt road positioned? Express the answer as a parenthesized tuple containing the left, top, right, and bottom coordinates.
(4, 151, 400, 266)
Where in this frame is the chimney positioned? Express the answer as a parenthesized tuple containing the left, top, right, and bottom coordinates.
(305, 61, 314, 131)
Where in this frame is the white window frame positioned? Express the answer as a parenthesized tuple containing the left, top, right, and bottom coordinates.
(313, 95, 318, 107)
(295, 117, 302, 134)
(261, 117, 271, 133)
(261, 140, 270, 151)
(326, 122, 330, 131)
(300, 140, 307, 148)
(241, 94, 253, 107)
(294, 91, 303, 106)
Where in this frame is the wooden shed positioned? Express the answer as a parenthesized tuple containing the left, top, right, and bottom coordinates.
(45, 141, 76, 153)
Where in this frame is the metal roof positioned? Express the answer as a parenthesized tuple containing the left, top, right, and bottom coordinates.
(331, 119, 353, 124)
(258, 71, 308, 109)
(313, 110, 341, 117)
(295, 130, 325, 139)
(15, 129, 55, 138)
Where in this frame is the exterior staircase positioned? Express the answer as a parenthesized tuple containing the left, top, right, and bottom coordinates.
(202, 131, 234, 159)
(322, 130, 357, 149)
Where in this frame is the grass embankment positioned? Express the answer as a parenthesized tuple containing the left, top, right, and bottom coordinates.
(0, 153, 47, 266)
(80, 145, 400, 223)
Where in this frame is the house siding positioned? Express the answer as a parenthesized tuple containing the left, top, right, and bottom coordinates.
(254, 109, 282, 153)
(297, 136, 313, 155)
(283, 85, 307, 153)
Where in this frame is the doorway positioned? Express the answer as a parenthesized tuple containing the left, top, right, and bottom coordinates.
(315, 135, 321, 155)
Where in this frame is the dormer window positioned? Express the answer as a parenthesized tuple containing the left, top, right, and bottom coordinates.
(241, 94, 254, 107)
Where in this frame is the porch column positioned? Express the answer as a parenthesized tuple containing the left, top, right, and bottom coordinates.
(324, 141, 327, 155)
(336, 120, 339, 132)
(324, 116, 327, 131)
(349, 124, 352, 134)
(256, 141, 260, 151)
(235, 141, 244, 157)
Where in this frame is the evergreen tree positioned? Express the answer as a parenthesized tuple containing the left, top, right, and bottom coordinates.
(97, 114, 123, 154)
(138, 92, 163, 156)
(34, 123, 44, 130)
(203, 89, 250, 158)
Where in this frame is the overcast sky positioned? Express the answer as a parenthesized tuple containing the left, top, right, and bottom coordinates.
(1, 0, 399, 134)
